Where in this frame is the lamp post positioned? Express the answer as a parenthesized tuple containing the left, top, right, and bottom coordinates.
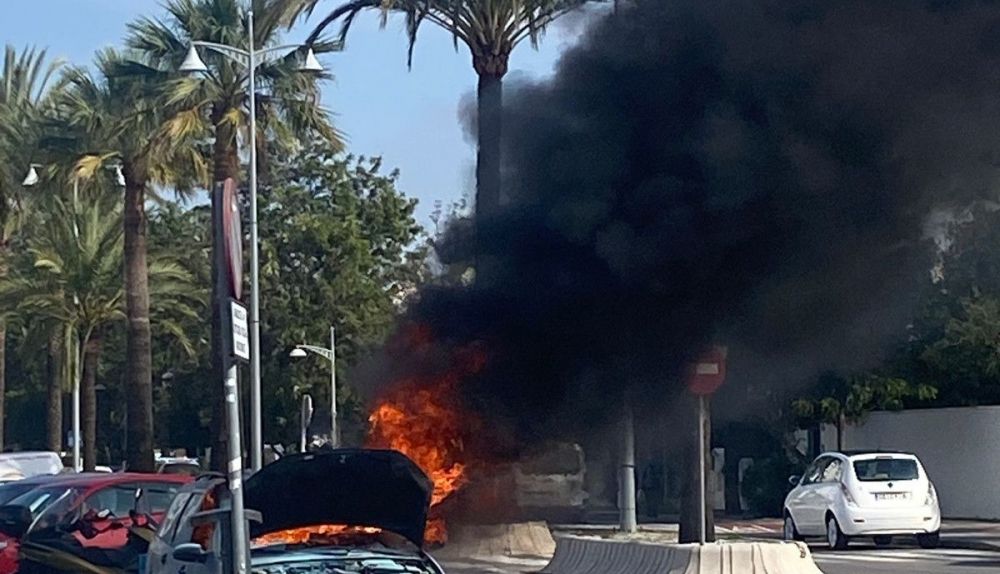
(180, 10, 324, 474)
(289, 326, 337, 447)
(22, 164, 122, 472)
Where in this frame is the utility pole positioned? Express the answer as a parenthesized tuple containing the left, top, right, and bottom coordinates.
(619, 403, 637, 533)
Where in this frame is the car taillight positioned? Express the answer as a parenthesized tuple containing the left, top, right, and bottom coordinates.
(841, 482, 857, 506)
(924, 483, 937, 506)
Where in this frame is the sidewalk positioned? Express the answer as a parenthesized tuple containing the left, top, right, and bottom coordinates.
(552, 518, 1000, 552)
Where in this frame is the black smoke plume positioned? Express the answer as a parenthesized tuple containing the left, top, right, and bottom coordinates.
(368, 0, 1000, 448)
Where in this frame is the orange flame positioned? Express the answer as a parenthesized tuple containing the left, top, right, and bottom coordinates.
(366, 340, 486, 544)
(253, 525, 382, 547)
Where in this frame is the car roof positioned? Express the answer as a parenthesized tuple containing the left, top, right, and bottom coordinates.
(823, 450, 917, 459)
(18, 472, 192, 488)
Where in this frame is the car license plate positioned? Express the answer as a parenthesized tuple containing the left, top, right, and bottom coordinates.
(875, 492, 908, 500)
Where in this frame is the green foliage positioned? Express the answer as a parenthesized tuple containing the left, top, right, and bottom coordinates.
(792, 372, 937, 431)
(741, 452, 803, 518)
(300, 0, 603, 72)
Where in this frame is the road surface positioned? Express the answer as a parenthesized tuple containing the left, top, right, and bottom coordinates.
(813, 546, 1000, 574)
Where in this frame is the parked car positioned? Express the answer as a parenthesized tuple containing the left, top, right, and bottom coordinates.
(0, 453, 63, 483)
(155, 457, 200, 477)
(783, 450, 941, 549)
(0, 472, 191, 574)
(148, 448, 445, 574)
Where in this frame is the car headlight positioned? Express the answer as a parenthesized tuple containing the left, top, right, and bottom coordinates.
(924, 483, 937, 506)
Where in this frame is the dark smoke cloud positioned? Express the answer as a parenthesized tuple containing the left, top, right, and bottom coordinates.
(373, 0, 1000, 445)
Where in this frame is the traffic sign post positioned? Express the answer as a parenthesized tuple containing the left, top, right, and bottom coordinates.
(686, 346, 728, 545)
(213, 178, 248, 574)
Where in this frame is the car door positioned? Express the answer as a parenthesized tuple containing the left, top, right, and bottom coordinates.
(814, 458, 844, 516)
(786, 457, 824, 534)
(793, 457, 833, 534)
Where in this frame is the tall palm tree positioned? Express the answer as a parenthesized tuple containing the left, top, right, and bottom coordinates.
(0, 195, 202, 470)
(298, 0, 602, 236)
(49, 49, 207, 471)
(128, 0, 342, 469)
(0, 45, 63, 450)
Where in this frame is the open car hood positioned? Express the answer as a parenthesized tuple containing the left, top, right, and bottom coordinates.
(245, 449, 432, 548)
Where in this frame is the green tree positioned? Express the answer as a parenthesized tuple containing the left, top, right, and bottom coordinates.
(299, 0, 603, 244)
(792, 372, 937, 451)
(257, 139, 426, 445)
(48, 49, 207, 471)
(0, 45, 63, 449)
(0, 195, 202, 469)
(129, 0, 342, 468)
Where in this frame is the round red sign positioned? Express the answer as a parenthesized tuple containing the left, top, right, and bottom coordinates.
(686, 346, 728, 396)
(221, 178, 243, 300)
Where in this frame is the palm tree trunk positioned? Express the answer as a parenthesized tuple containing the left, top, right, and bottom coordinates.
(46, 328, 63, 453)
(82, 333, 101, 471)
(210, 105, 241, 472)
(123, 168, 155, 472)
(475, 70, 503, 224)
(473, 53, 508, 284)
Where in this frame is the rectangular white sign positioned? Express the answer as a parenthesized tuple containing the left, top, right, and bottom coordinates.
(231, 301, 250, 361)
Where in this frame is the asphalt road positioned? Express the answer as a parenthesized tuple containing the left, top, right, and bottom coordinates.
(812, 544, 1000, 574)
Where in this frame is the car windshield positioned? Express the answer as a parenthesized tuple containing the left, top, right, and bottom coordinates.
(853, 458, 919, 482)
(6, 485, 84, 534)
(0, 482, 42, 505)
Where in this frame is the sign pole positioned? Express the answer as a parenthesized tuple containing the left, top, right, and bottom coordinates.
(214, 179, 248, 574)
(698, 394, 706, 545)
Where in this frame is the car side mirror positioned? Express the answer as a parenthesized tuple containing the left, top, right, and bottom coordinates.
(788, 475, 801, 486)
(173, 543, 211, 563)
(0, 505, 32, 539)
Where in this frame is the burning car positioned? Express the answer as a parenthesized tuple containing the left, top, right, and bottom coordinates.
(148, 449, 446, 574)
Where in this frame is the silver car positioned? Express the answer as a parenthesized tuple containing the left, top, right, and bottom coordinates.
(147, 448, 445, 574)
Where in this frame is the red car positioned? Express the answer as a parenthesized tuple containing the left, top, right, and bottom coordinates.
(0, 472, 191, 574)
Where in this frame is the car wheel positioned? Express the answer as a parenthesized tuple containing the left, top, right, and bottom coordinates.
(826, 515, 849, 550)
(917, 531, 940, 549)
(783, 513, 804, 541)
(873, 535, 892, 547)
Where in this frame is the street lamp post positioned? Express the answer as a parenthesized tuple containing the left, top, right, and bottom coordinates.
(180, 11, 324, 473)
(23, 164, 122, 473)
(289, 326, 337, 447)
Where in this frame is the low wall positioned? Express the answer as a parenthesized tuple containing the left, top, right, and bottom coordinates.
(824, 405, 1000, 519)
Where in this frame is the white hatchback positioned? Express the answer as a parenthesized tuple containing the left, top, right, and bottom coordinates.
(783, 451, 941, 549)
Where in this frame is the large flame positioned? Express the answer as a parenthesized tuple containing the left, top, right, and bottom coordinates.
(252, 525, 382, 547)
(366, 338, 486, 544)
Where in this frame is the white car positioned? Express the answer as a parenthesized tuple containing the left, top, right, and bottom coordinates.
(783, 451, 941, 549)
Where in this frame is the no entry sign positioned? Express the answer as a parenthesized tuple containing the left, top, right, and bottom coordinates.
(686, 346, 728, 396)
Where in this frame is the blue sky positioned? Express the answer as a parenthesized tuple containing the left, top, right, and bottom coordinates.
(0, 0, 588, 228)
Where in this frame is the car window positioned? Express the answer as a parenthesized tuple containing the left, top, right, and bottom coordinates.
(157, 492, 192, 544)
(0, 482, 41, 505)
(85, 484, 139, 517)
(821, 459, 842, 482)
(138, 482, 181, 514)
(853, 458, 919, 482)
(801, 457, 829, 485)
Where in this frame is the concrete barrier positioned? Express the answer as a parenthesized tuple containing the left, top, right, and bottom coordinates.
(438, 521, 557, 559)
(542, 537, 823, 574)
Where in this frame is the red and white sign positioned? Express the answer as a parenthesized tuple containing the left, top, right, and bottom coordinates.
(221, 178, 243, 300)
(686, 346, 728, 396)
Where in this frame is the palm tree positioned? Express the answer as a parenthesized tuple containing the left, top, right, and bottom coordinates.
(128, 0, 341, 469)
(0, 45, 63, 450)
(48, 48, 208, 471)
(0, 194, 202, 470)
(298, 0, 602, 235)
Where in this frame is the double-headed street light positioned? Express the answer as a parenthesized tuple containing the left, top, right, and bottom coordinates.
(23, 163, 125, 473)
(180, 10, 324, 473)
(289, 326, 337, 448)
